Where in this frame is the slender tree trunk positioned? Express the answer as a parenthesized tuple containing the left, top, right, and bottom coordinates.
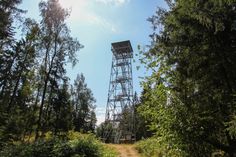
(44, 86, 53, 126)
(35, 34, 58, 140)
(35, 76, 49, 140)
(7, 70, 22, 111)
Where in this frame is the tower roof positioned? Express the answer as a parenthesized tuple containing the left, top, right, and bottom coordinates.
(111, 40, 133, 59)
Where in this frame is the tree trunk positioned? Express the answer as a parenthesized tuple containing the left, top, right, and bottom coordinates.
(35, 76, 49, 140)
(35, 34, 58, 140)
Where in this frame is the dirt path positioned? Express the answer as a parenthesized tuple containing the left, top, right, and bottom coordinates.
(107, 144, 140, 157)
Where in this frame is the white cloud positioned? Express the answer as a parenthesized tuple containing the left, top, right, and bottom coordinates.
(95, 0, 130, 6)
(59, 0, 119, 33)
(59, 0, 88, 10)
(96, 107, 106, 125)
(84, 13, 118, 33)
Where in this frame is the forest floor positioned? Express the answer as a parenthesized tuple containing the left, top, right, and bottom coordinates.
(107, 144, 141, 157)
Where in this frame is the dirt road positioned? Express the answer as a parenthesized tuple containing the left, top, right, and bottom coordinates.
(107, 144, 140, 157)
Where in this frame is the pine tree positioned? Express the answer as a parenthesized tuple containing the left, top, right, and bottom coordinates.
(0, 17, 39, 144)
(35, 0, 83, 139)
(0, 0, 23, 40)
(140, 0, 236, 156)
(72, 74, 96, 132)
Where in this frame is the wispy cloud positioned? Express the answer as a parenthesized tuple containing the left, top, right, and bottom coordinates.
(83, 13, 118, 33)
(59, 0, 119, 33)
(95, 0, 130, 6)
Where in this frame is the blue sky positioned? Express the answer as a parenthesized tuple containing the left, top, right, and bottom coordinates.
(20, 0, 166, 125)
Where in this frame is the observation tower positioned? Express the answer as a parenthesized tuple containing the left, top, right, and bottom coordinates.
(103, 40, 135, 143)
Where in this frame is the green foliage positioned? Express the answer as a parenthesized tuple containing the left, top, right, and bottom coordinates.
(67, 132, 117, 157)
(35, 0, 83, 139)
(69, 136, 117, 157)
(0, 132, 117, 157)
(136, 138, 161, 157)
(135, 137, 183, 157)
(0, 138, 72, 157)
(139, 0, 236, 156)
(0, 0, 96, 145)
(72, 74, 97, 133)
(137, 83, 187, 156)
(134, 91, 154, 141)
(70, 137, 100, 157)
(96, 122, 114, 143)
(0, 0, 24, 40)
(225, 115, 236, 139)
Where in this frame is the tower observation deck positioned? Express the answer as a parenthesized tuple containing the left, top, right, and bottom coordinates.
(103, 40, 135, 143)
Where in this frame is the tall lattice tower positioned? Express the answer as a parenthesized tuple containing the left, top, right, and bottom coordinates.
(103, 40, 135, 143)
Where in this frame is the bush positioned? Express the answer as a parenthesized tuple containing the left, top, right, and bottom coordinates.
(135, 138, 160, 157)
(69, 133, 117, 157)
(0, 138, 72, 157)
(135, 137, 183, 157)
(69, 135, 101, 157)
(0, 132, 117, 157)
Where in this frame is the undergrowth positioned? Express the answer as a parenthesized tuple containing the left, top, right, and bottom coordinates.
(0, 131, 117, 157)
(135, 138, 160, 157)
(135, 137, 182, 157)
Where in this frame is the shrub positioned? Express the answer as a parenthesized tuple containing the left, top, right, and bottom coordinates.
(135, 138, 160, 157)
(0, 138, 72, 157)
(69, 133, 117, 157)
(70, 136, 100, 157)
(135, 137, 183, 157)
(0, 132, 117, 157)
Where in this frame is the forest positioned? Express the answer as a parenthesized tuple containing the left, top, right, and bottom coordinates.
(0, 0, 236, 157)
